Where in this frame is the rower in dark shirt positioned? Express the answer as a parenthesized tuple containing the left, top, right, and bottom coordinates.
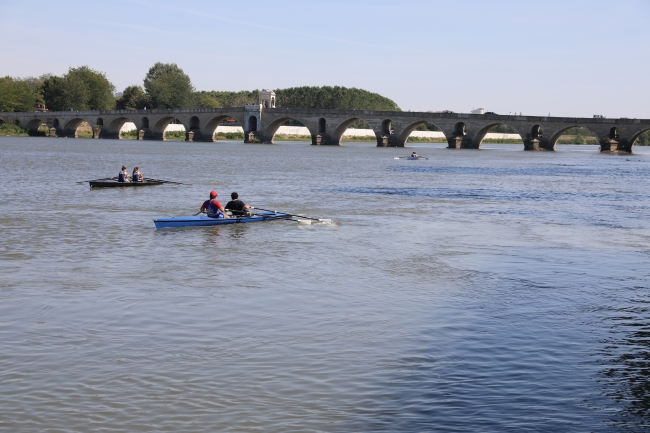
(225, 192, 251, 216)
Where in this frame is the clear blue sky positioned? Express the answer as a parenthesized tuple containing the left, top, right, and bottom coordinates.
(1, 0, 648, 118)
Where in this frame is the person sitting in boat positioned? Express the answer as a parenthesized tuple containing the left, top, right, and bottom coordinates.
(118, 166, 129, 182)
(200, 190, 229, 219)
(410, 152, 419, 158)
(132, 167, 144, 182)
(225, 192, 251, 216)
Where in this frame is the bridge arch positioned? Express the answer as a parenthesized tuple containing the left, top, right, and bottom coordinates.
(471, 122, 523, 148)
(397, 120, 446, 146)
(330, 118, 376, 145)
(261, 117, 314, 144)
(152, 116, 187, 141)
(63, 117, 96, 138)
(548, 124, 601, 149)
(105, 117, 135, 139)
(202, 115, 240, 142)
(628, 127, 650, 148)
(26, 118, 46, 132)
(318, 118, 326, 134)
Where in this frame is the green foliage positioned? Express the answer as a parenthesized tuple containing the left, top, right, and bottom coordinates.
(193, 92, 221, 108)
(415, 122, 440, 131)
(636, 131, 650, 146)
(164, 130, 187, 140)
(199, 90, 259, 107)
(0, 123, 28, 135)
(43, 66, 115, 111)
(144, 63, 194, 109)
(0, 76, 43, 112)
(274, 86, 400, 111)
(489, 124, 518, 133)
(120, 129, 138, 139)
(116, 85, 149, 110)
(216, 131, 244, 140)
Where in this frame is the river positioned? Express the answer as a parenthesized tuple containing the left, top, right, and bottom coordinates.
(1, 137, 649, 432)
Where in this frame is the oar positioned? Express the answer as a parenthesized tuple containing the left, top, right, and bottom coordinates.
(393, 156, 428, 160)
(251, 207, 331, 223)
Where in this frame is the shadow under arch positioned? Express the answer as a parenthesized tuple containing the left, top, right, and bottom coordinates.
(262, 117, 314, 144)
(397, 120, 446, 146)
(473, 122, 523, 148)
(548, 124, 601, 149)
(63, 117, 95, 138)
(26, 118, 46, 132)
(152, 116, 186, 141)
(105, 117, 134, 139)
(330, 117, 375, 145)
(202, 115, 238, 142)
(628, 127, 650, 148)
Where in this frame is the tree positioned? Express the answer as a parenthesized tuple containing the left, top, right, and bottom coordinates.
(116, 85, 149, 110)
(143, 63, 194, 109)
(274, 86, 400, 111)
(42, 66, 115, 111)
(193, 92, 221, 108)
(0, 76, 42, 112)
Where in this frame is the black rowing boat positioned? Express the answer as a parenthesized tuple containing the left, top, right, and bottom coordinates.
(87, 177, 177, 188)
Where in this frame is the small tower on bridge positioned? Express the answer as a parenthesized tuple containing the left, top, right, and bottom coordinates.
(260, 89, 276, 108)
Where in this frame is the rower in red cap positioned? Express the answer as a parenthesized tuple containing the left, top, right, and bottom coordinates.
(199, 190, 229, 219)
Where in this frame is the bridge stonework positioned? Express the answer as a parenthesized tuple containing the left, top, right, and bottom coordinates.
(1, 107, 648, 153)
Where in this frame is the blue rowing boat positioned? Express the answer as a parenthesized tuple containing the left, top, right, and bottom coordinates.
(153, 211, 292, 229)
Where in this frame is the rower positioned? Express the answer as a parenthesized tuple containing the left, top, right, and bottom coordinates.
(200, 190, 229, 219)
(225, 192, 251, 216)
(132, 166, 144, 182)
(118, 166, 129, 182)
(411, 151, 419, 158)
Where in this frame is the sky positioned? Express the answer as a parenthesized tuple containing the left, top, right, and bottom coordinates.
(1, 0, 649, 118)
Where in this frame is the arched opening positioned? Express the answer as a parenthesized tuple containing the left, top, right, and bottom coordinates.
(202, 115, 241, 141)
(63, 118, 94, 138)
(531, 125, 543, 138)
(554, 127, 598, 145)
(628, 129, 650, 148)
(104, 117, 137, 139)
(189, 116, 200, 130)
(318, 118, 326, 134)
(330, 118, 375, 145)
(96, 118, 104, 127)
(152, 117, 186, 141)
(609, 127, 619, 139)
(398, 121, 446, 146)
(472, 123, 523, 149)
(52, 119, 59, 128)
(248, 115, 258, 131)
(382, 119, 393, 135)
(261, 117, 315, 143)
(454, 122, 466, 136)
(14, 119, 20, 126)
(25, 119, 49, 136)
(0, 118, 4, 125)
(142, 117, 149, 129)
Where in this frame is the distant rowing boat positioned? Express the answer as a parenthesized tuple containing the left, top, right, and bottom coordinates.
(87, 177, 179, 188)
(154, 211, 292, 229)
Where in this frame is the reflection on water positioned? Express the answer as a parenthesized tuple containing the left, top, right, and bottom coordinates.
(598, 292, 650, 431)
(1, 138, 650, 432)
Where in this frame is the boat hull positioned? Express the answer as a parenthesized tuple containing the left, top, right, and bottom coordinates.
(154, 211, 291, 229)
(87, 178, 170, 188)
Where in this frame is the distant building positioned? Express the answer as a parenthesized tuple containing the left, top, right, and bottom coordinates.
(259, 89, 276, 108)
(471, 108, 485, 114)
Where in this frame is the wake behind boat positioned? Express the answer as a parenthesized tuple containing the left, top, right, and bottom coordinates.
(154, 211, 292, 229)
(87, 177, 178, 188)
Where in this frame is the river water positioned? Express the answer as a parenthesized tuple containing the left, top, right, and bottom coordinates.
(1, 137, 649, 432)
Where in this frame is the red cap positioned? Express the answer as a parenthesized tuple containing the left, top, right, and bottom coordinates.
(210, 190, 217, 197)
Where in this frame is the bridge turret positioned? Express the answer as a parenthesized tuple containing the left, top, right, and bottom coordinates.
(260, 89, 276, 108)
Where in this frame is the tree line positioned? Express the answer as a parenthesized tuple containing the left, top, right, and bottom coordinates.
(0, 63, 401, 113)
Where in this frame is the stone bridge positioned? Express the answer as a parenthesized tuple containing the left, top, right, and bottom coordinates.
(2, 106, 649, 152)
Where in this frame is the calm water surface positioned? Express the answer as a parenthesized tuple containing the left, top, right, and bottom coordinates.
(1, 137, 650, 432)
